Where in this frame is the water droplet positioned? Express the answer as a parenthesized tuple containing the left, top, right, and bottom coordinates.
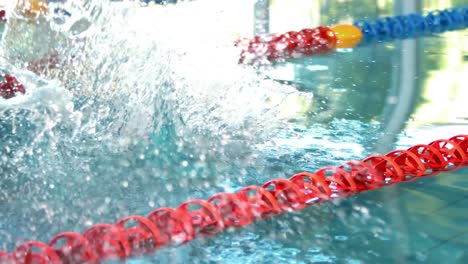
(334, 235, 348, 241)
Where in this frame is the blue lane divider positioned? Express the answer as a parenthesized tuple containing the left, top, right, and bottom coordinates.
(353, 6, 468, 44)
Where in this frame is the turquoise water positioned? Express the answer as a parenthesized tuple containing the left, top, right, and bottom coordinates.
(0, 0, 467, 263)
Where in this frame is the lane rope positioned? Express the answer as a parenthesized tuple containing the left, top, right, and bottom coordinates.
(1, 135, 467, 263)
(237, 6, 468, 64)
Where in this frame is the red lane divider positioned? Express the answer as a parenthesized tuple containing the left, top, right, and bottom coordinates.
(0, 73, 26, 99)
(1, 135, 467, 263)
(0, 9, 6, 22)
(236, 26, 337, 64)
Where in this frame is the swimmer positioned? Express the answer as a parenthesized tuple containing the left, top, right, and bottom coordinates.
(0, 0, 83, 98)
(1, 0, 68, 74)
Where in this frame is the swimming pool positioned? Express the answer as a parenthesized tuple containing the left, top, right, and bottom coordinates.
(0, 0, 467, 263)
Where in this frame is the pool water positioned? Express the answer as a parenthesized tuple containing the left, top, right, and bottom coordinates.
(0, 0, 467, 263)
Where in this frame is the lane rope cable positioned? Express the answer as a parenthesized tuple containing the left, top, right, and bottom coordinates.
(237, 6, 467, 64)
(0, 135, 467, 263)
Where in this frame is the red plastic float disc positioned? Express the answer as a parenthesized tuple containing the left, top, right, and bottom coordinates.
(0, 74, 25, 99)
(1, 135, 467, 263)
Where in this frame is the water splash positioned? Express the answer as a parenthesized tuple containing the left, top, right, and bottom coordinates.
(0, 0, 316, 250)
